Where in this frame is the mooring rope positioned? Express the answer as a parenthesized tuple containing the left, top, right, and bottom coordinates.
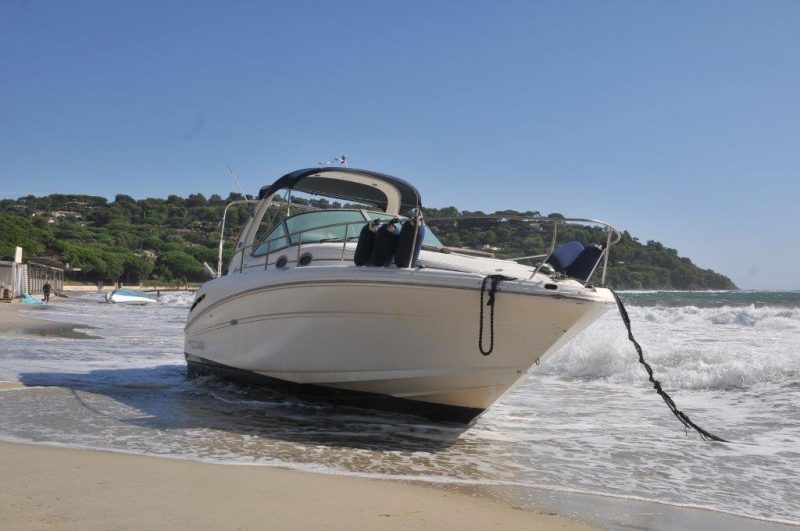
(478, 275, 512, 355)
(611, 289, 727, 442)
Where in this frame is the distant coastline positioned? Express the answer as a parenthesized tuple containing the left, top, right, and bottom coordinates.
(1, 193, 736, 290)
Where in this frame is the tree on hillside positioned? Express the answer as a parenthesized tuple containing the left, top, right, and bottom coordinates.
(186, 193, 207, 207)
(122, 255, 154, 284)
(157, 251, 205, 282)
(0, 213, 49, 258)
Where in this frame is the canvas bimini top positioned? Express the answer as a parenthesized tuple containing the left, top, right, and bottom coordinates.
(258, 167, 422, 215)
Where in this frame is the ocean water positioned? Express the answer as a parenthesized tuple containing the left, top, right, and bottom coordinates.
(1, 290, 798, 527)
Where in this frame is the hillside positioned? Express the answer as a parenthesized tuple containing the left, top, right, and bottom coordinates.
(0, 193, 736, 290)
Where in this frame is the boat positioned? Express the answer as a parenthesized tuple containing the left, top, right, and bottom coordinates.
(105, 288, 157, 305)
(184, 167, 621, 423)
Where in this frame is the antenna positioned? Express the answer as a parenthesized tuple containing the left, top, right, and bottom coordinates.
(202, 261, 216, 278)
(227, 164, 247, 197)
(317, 154, 348, 167)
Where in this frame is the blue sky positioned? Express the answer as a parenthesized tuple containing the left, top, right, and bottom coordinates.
(1, 1, 798, 289)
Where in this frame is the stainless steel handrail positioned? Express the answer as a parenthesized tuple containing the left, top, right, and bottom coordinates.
(423, 215, 621, 286)
(424, 215, 621, 242)
(216, 199, 259, 277)
(226, 214, 621, 286)
(530, 219, 560, 280)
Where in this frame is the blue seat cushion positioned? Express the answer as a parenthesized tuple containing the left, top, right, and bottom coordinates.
(547, 241, 584, 272)
(565, 244, 604, 282)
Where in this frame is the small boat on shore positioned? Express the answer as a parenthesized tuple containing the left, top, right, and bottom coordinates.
(185, 166, 621, 423)
(105, 288, 156, 305)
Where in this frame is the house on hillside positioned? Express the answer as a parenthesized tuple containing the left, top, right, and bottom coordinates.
(51, 210, 82, 220)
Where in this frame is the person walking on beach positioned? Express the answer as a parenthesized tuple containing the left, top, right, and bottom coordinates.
(42, 282, 52, 304)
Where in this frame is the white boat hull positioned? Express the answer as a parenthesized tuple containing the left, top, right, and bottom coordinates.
(184, 266, 614, 422)
(105, 292, 156, 305)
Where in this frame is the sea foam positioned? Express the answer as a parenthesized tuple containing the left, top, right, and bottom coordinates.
(539, 303, 800, 390)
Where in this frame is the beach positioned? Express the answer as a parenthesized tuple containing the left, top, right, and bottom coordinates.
(1, 291, 799, 530)
(0, 441, 591, 531)
(0, 300, 592, 530)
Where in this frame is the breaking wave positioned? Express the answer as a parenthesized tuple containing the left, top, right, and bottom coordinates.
(157, 290, 195, 308)
(539, 303, 800, 390)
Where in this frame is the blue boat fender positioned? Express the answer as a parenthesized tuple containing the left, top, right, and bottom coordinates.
(354, 220, 381, 266)
(395, 219, 425, 268)
(369, 222, 400, 267)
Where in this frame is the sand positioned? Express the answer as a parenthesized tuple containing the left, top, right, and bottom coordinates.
(0, 441, 593, 531)
(0, 300, 594, 530)
(0, 300, 49, 330)
(0, 297, 95, 339)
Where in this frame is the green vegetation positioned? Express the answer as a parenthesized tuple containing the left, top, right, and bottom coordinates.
(0, 193, 252, 285)
(0, 193, 736, 290)
(423, 208, 736, 290)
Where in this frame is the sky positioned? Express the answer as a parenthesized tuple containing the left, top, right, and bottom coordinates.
(1, 1, 798, 289)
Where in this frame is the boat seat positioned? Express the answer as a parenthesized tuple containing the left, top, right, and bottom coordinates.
(565, 244, 604, 282)
(546, 241, 584, 272)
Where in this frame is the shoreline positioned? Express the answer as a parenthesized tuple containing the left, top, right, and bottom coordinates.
(0, 439, 593, 530)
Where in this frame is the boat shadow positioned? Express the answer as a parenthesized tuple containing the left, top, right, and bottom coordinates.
(17, 365, 468, 452)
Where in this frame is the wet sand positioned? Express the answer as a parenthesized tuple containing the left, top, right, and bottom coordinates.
(0, 298, 96, 339)
(0, 441, 594, 530)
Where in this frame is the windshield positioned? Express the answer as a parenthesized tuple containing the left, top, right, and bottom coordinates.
(252, 210, 367, 256)
(251, 209, 443, 256)
(252, 222, 289, 255)
(286, 210, 367, 244)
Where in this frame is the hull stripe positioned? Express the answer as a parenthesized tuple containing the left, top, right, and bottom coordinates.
(186, 277, 597, 329)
